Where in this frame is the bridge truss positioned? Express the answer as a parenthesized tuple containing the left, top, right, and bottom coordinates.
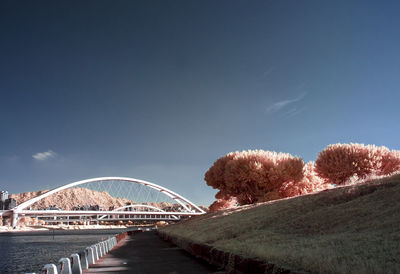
(1, 177, 206, 228)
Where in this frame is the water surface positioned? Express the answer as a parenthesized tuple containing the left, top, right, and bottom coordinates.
(0, 229, 130, 273)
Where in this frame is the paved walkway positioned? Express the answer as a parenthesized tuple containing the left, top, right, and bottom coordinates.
(83, 231, 218, 273)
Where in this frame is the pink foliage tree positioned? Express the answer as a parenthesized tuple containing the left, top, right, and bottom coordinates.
(379, 149, 400, 175)
(315, 143, 400, 185)
(206, 144, 400, 211)
(206, 150, 321, 207)
(279, 161, 328, 197)
(204, 152, 237, 197)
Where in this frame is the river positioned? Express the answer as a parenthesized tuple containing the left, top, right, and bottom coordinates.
(0, 228, 131, 273)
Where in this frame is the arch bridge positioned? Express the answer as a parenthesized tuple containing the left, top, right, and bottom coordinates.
(1, 177, 206, 228)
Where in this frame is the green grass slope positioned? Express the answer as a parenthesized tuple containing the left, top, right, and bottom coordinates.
(160, 174, 400, 273)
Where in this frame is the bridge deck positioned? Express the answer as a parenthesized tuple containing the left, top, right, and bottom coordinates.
(83, 231, 217, 273)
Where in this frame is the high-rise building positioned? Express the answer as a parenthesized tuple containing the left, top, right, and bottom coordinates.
(5, 198, 16, 210)
(0, 190, 8, 202)
(0, 191, 9, 210)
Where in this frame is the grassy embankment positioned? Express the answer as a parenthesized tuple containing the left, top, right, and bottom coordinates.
(159, 174, 400, 273)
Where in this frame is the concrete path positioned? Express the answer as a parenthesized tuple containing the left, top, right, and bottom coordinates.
(83, 231, 218, 273)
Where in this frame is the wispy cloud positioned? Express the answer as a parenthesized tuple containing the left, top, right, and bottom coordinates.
(33, 150, 57, 161)
(266, 93, 307, 113)
(283, 107, 306, 118)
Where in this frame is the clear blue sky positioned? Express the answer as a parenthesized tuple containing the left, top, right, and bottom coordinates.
(1, 1, 400, 205)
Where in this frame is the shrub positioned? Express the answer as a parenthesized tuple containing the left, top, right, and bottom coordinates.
(209, 195, 237, 212)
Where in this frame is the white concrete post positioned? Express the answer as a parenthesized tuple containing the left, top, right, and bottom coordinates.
(70, 253, 82, 274)
(85, 247, 95, 265)
(102, 241, 106, 255)
(78, 250, 89, 269)
(99, 242, 103, 256)
(106, 239, 111, 251)
(92, 245, 99, 261)
(42, 263, 58, 274)
(57, 258, 72, 274)
(102, 241, 108, 254)
(104, 241, 108, 253)
(97, 243, 103, 258)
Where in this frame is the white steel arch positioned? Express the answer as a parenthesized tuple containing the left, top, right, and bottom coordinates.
(13, 177, 205, 214)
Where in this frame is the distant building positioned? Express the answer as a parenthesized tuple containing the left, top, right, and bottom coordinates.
(3, 198, 16, 210)
(0, 191, 9, 210)
(0, 191, 15, 210)
(0, 191, 8, 202)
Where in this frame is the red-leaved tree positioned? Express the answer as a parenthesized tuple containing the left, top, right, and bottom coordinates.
(206, 144, 400, 211)
(315, 143, 400, 184)
(379, 149, 400, 175)
(205, 150, 324, 207)
(279, 161, 328, 197)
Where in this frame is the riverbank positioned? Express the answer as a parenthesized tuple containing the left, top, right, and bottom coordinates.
(0, 224, 134, 233)
(159, 174, 400, 273)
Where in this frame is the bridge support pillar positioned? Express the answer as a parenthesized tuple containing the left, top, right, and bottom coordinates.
(11, 211, 18, 229)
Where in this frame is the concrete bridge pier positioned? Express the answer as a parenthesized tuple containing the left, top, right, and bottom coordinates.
(11, 211, 18, 228)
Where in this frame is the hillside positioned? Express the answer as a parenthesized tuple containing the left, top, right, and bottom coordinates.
(159, 174, 400, 273)
(10, 188, 173, 210)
